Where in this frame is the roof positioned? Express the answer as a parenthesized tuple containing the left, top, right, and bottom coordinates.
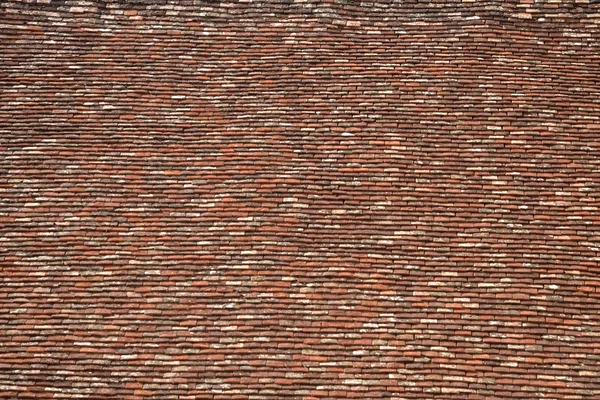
(1, 1, 600, 399)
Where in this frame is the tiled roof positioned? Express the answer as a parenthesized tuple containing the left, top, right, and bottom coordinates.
(1, 1, 600, 399)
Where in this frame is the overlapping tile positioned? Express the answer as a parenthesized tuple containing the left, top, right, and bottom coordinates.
(1, 1, 600, 399)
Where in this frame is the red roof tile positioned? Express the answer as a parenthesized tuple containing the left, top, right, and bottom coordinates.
(1, 1, 600, 399)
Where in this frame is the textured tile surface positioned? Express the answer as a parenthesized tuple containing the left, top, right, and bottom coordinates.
(1, 1, 600, 399)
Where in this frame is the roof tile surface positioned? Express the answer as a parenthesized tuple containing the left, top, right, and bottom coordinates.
(1, 1, 600, 399)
